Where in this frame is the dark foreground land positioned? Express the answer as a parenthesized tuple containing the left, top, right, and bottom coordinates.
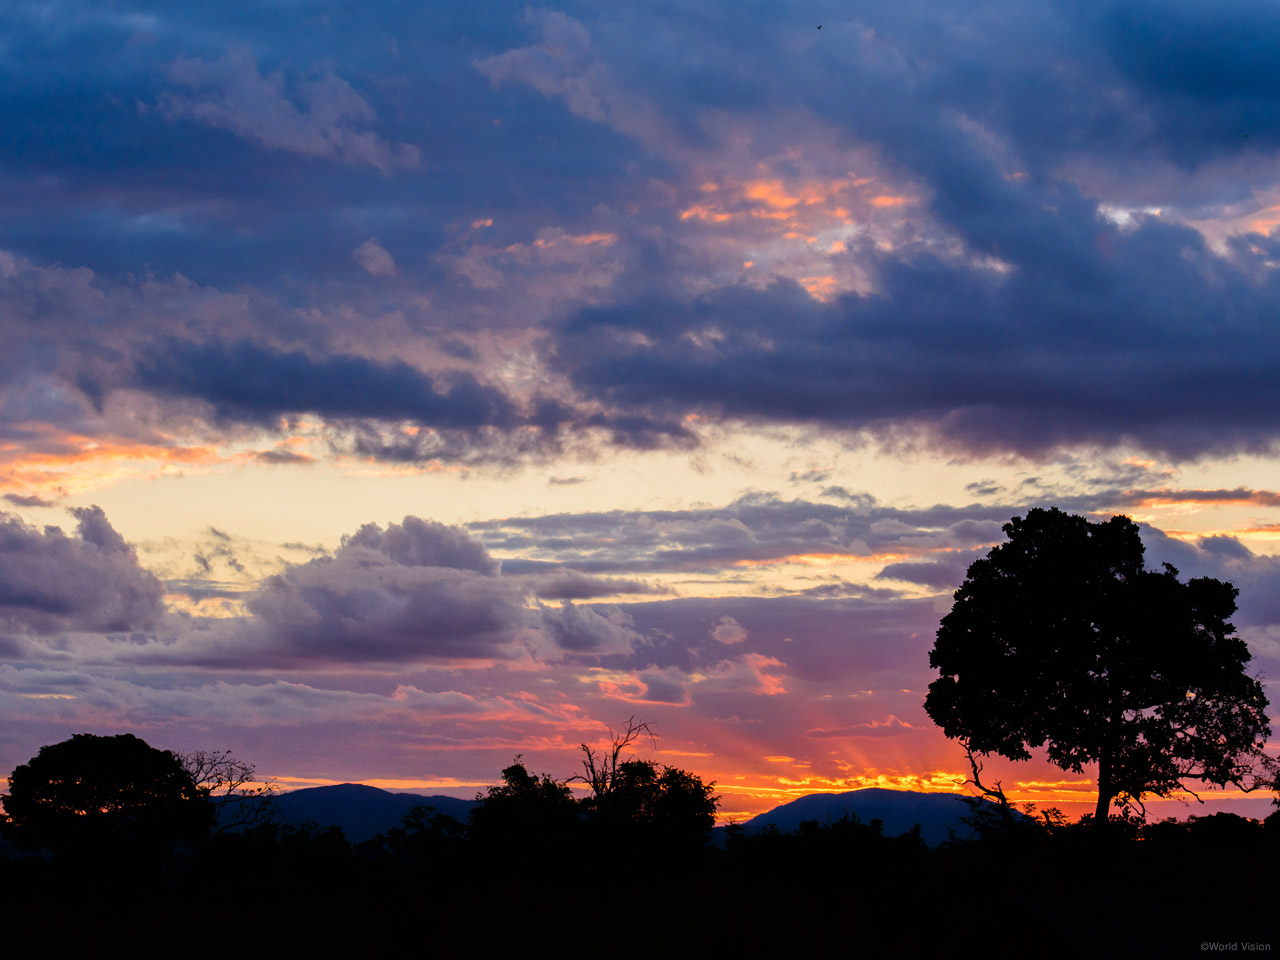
(2, 809, 1277, 956)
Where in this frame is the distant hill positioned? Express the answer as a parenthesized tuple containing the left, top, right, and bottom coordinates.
(241, 784, 986, 847)
(727, 788, 982, 846)
(269, 784, 477, 843)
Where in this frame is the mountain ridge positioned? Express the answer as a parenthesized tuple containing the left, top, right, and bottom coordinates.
(261, 782, 982, 846)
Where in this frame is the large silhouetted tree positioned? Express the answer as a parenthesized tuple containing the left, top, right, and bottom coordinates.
(2, 733, 213, 853)
(924, 508, 1275, 829)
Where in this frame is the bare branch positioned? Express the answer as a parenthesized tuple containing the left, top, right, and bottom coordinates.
(963, 741, 1012, 811)
(178, 749, 277, 832)
(567, 717, 657, 803)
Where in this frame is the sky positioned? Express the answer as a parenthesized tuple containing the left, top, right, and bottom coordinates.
(3, 0, 1280, 823)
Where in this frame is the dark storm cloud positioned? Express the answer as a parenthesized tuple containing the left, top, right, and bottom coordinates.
(0, 2, 635, 287)
(0, 507, 164, 635)
(550, 226, 1280, 459)
(5, 1, 1280, 461)
(1089, 1, 1280, 167)
(500, 1, 1280, 459)
(134, 339, 520, 429)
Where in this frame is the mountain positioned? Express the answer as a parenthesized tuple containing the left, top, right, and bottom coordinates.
(245, 783, 983, 847)
(269, 784, 477, 843)
(728, 788, 982, 846)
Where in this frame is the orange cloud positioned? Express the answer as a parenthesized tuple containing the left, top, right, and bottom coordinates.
(800, 275, 838, 300)
(733, 550, 928, 568)
(1244, 203, 1280, 236)
(0, 427, 232, 501)
(679, 204, 735, 222)
(1115, 486, 1280, 509)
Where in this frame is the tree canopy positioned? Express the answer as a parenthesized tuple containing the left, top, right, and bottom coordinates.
(592, 759, 719, 836)
(924, 508, 1275, 827)
(571, 717, 719, 839)
(469, 720, 719, 847)
(2, 732, 213, 853)
(468, 756, 579, 842)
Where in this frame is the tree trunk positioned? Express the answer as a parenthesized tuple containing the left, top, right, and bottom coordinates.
(1093, 753, 1112, 831)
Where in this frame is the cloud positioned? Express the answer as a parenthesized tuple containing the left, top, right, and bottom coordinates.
(353, 238, 397, 276)
(0, 506, 164, 635)
(474, 10, 669, 151)
(342, 516, 500, 575)
(548, 234, 1280, 460)
(159, 49, 420, 171)
(876, 555, 980, 590)
(714, 652, 787, 697)
(9, 3, 1280, 467)
(133, 339, 520, 429)
(209, 515, 532, 665)
(3, 493, 54, 508)
(468, 493, 1010, 575)
(711, 615, 747, 645)
(538, 603, 639, 657)
(129, 515, 662, 669)
(241, 555, 529, 664)
(806, 716, 916, 739)
(513, 568, 668, 600)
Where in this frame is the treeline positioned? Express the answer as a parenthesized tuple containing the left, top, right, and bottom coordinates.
(2, 734, 1277, 951)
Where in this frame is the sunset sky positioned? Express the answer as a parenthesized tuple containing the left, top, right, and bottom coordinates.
(3, 0, 1280, 822)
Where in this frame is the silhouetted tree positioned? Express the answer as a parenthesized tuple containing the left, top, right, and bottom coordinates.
(364, 803, 467, 869)
(468, 755, 578, 841)
(925, 508, 1275, 829)
(178, 748, 277, 831)
(571, 716, 656, 801)
(594, 759, 719, 836)
(2, 733, 212, 855)
(571, 718, 718, 841)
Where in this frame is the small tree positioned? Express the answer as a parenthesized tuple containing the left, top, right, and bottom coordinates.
(598, 760, 719, 836)
(572, 718, 719, 839)
(924, 508, 1275, 829)
(469, 756, 579, 840)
